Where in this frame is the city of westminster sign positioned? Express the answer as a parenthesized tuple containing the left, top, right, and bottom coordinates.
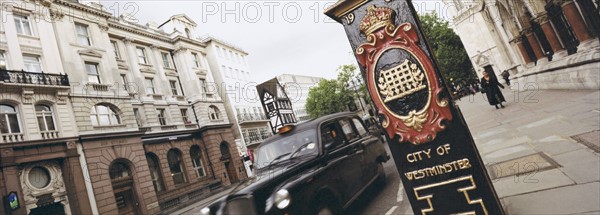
(325, 1, 505, 214)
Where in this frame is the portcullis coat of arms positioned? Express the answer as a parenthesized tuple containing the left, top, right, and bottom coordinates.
(355, 5, 452, 145)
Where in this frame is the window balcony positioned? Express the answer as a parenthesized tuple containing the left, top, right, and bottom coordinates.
(40, 131, 60, 139)
(237, 113, 268, 123)
(1, 133, 24, 143)
(0, 69, 69, 86)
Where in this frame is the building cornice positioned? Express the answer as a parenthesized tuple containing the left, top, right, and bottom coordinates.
(54, 0, 112, 19)
(108, 21, 173, 43)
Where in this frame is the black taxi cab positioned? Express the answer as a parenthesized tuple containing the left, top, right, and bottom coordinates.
(200, 112, 390, 215)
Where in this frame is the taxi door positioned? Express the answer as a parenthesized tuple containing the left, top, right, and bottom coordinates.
(319, 120, 364, 205)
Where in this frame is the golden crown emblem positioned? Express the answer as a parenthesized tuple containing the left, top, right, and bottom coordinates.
(359, 5, 396, 35)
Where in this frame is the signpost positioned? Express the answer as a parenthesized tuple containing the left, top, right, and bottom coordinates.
(325, 1, 505, 214)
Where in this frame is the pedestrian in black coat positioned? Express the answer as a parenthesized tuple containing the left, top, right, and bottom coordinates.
(480, 71, 506, 109)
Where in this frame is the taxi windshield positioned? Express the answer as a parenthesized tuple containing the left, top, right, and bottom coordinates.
(255, 129, 318, 169)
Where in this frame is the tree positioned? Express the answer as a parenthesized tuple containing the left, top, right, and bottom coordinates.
(305, 65, 356, 119)
(418, 12, 476, 85)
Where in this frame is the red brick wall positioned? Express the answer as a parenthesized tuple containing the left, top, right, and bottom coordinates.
(82, 135, 160, 215)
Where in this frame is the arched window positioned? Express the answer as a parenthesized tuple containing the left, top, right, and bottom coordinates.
(220, 142, 231, 160)
(146, 153, 165, 192)
(208, 106, 220, 121)
(167, 149, 187, 185)
(190, 145, 206, 178)
(90, 105, 120, 126)
(0, 104, 20, 134)
(109, 162, 131, 180)
(35, 104, 56, 131)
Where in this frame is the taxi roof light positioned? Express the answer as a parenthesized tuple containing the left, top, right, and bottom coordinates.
(278, 125, 295, 134)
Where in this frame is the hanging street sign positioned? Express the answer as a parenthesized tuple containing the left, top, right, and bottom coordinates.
(325, 1, 505, 214)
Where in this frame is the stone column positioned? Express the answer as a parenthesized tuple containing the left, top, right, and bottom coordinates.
(485, 1, 521, 67)
(525, 29, 546, 60)
(515, 37, 534, 64)
(536, 13, 564, 52)
(61, 143, 93, 215)
(562, 0, 593, 41)
(2, 5, 25, 70)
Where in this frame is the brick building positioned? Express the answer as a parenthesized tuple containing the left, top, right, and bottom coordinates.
(1, 1, 246, 214)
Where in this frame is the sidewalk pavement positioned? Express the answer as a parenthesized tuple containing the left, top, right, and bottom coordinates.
(457, 88, 600, 214)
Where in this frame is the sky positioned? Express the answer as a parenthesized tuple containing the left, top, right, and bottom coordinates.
(98, 0, 454, 83)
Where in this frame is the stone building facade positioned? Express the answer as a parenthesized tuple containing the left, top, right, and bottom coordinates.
(443, 0, 600, 90)
(1, 0, 246, 214)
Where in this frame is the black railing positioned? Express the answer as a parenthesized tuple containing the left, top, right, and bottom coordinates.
(0, 69, 69, 86)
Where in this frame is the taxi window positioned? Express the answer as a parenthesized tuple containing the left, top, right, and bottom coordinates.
(339, 118, 358, 141)
(352, 118, 368, 136)
(321, 122, 345, 150)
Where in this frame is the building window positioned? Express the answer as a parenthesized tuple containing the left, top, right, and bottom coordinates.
(180, 108, 190, 124)
(0, 104, 21, 134)
(35, 105, 56, 132)
(223, 48, 228, 59)
(208, 106, 220, 121)
(90, 105, 120, 126)
(28, 167, 51, 189)
(156, 108, 167, 126)
(136, 47, 148, 64)
(167, 149, 187, 185)
(14, 15, 32, 36)
(23, 55, 42, 73)
(228, 67, 234, 79)
(260, 127, 271, 140)
(0, 51, 7, 70)
(75, 23, 91, 46)
(199, 79, 206, 94)
(111, 41, 120, 59)
(120, 74, 128, 90)
(190, 145, 206, 178)
(146, 153, 165, 192)
(85, 62, 100, 83)
(169, 80, 179, 95)
(248, 128, 260, 143)
(216, 46, 222, 57)
(221, 65, 227, 77)
(161, 52, 172, 68)
(192, 52, 201, 67)
(145, 78, 155, 94)
(133, 108, 142, 127)
(109, 162, 131, 179)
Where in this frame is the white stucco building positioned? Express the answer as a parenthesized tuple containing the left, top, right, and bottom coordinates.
(276, 74, 324, 122)
(202, 38, 272, 160)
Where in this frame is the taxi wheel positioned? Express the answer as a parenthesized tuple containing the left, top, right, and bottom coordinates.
(317, 206, 334, 215)
(314, 195, 340, 215)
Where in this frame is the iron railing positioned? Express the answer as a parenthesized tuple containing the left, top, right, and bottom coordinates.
(0, 69, 69, 86)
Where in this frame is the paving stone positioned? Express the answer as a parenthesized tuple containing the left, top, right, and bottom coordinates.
(482, 145, 536, 164)
(479, 136, 532, 155)
(501, 182, 600, 215)
(532, 139, 585, 156)
(552, 149, 600, 184)
(492, 169, 574, 198)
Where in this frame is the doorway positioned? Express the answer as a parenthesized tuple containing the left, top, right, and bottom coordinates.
(110, 161, 140, 215)
(29, 202, 66, 215)
(220, 142, 238, 183)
